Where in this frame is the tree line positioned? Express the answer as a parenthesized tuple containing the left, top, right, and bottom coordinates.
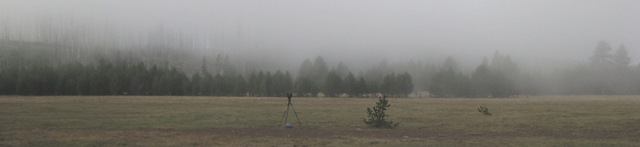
(0, 56, 414, 97)
(1, 40, 639, 97)
(427, 53, 519, 97)
(424, 41, 639, 97)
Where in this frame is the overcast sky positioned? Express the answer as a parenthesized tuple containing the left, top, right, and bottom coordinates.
(2, 0, 639, 68)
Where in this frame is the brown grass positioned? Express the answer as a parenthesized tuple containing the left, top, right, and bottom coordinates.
(1, 95, 639, 146)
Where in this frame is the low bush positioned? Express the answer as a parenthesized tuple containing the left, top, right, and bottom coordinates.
(477, 105, 491, 115)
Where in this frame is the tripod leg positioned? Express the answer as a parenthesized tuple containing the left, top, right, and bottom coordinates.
(289, 103, 302, 126)
(280, 104, 290, 125)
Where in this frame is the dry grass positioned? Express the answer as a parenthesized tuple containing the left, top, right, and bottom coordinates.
(1, 95, 639, 146)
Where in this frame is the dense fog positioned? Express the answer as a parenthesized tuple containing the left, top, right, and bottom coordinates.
(1, 0, 639, 97)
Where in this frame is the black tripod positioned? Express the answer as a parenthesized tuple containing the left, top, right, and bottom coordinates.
(280, 92, 302, 127)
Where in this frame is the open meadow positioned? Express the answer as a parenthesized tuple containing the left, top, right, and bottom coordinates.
(1, 96, 639, 146)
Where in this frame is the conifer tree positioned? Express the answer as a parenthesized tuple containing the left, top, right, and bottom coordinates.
(364, 95, 399, 128)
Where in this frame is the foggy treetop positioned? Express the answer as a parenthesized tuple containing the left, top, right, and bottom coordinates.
(1, 0, 639, 71)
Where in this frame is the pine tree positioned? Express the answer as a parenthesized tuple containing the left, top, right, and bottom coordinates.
(472, 63, 491, 97)
(380, 73, 396, 97)
(190, 73, 203, 95)
(364, 95, 399, 128)
(324, 71, 344, 97)
(345, 72, 358, 97)
(613, 44, 630, 67)
(313, 56, 329, 87)
(397, 72, 413, 97)
(591, 41, 614, 66)
(294, 77, 318, 97)
(233, 74, 247, 96)
(272, 70, 289, 97)
(248, 72, 260, 96)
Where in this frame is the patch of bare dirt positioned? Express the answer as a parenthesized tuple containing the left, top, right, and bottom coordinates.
(144, 127, 639, 141)
(3, 127, 638, 147)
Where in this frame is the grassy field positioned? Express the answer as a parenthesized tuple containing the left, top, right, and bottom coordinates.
(1, 96, 639, 146)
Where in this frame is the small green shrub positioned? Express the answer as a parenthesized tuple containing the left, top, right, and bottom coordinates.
(364, 95, 399, 128)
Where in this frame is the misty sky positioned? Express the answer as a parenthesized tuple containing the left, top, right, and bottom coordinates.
(2, 0, 639, 68)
